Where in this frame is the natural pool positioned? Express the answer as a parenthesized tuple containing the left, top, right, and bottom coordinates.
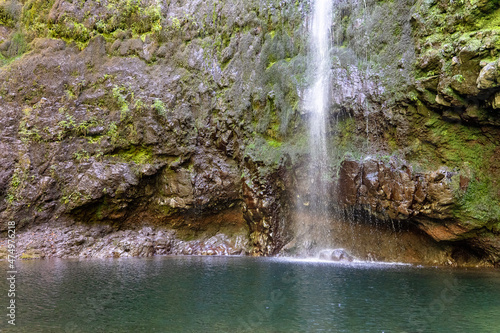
(1, 256, 500, 332)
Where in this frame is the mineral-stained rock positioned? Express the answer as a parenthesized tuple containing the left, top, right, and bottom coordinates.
(338, 160, 361, 205)
(338, 159, 457, 235)
(335, 157, 500, 263)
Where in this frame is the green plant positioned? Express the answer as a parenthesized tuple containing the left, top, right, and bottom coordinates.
(134, 98, 146, 113)
(7, 31, 28, 58)
(61, 191, 83, 205)
(153, 99, 167, 117)
(6, 193, 15, 204)
(58, 114, 76, 129)
(112, 85, 130, 119)
(171, 17, 181, 30)
(10, 172, 20, 189)
(0, 1, 21, 28)
(73, 149, 90, 161)
(107, 122, 119, 143)
(18, 120, 42, 143)
(6, 166, 29, 204)
(65, 89, 76, 100)
(75, 117, 100, 136)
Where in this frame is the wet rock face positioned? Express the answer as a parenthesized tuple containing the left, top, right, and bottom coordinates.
(410, 1, 500, 126)
(241, 163, 293, 256)
(337, 158, 500, 263)
(0, 0, 499, 265)
(0, 222, 249, 260)
(0, 0, 307, 257)
(338, 159, 455, 223)
(320, 0, 500, 265)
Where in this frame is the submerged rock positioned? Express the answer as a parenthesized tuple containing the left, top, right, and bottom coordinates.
(318, 249, 354, 262)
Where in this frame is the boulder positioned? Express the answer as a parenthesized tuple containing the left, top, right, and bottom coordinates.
(318, 248, 354, 262)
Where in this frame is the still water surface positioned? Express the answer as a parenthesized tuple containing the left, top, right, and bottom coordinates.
(1, 256, 500, 332)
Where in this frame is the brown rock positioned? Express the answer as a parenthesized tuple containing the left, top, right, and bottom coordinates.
(418, 219, 469, 242)
(477, 60, 499, 89)
(338, 160, 361, 205)
(459, 175, 470, 191)
(414, 181, 426, 203)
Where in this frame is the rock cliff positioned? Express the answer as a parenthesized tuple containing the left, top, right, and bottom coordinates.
(0, 0, 498, 266)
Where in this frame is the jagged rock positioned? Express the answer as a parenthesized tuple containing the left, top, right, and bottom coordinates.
(338, 160, 361, 205)
(477, 60, 499, 90)
(0, 222, 249, 259)
(337, 158, 465, 239)
(491, 92, 500, 109)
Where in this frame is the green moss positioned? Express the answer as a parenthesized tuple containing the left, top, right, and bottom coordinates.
(20, 251, 41, 260)
(413, 0, 500, 81)
(425, 113, 495, 171)
(403, 106, 500, 226)
(20, 0, 163, 49)
(106, 122, 119, 143)
(335, 116, 356, 150)
(9, 170, 20, 189)
(8, 31, 28, 55)
(111, 145, 153, 165)
(60, 190, 86, 205)
(267, 138, 282, 148)
(457, 179, 500, 225)
(22, 0, 55, 39)
(244, 136, 283, 166)
(0, 1, 20, 27)
(73, 149, 90, 161)
(49, 20, 91, 47)
(470, 5, 500, 30)
(1, 30, 29, 66)
(112, 85, 130, 119)
(152, 99, 167, 117)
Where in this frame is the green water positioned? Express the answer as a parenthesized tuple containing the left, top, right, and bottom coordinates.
(1, 256, 500, 332)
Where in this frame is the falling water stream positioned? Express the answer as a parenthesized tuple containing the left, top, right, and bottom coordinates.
(292, 0, 335, 256)
(307, 0, 333, 154)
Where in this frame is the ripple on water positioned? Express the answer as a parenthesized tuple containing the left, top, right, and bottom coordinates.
(1, 256, 500, 332)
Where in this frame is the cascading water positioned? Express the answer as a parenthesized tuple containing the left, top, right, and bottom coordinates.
(308, 0, 333, 168)
(291, 0, 335, 256)
(283, 0, 464, 263)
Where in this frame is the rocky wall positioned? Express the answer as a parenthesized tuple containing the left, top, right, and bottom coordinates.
(0, 0, 308, 258)
(0, 0, 499, 265)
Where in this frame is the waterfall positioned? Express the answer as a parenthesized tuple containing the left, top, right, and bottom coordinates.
(290, 0, 334, 256)
(308, 0, 333, 144)
(307, 0, 333, 180)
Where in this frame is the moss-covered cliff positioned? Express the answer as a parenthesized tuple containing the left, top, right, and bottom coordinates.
(0, 0, 498, 266)
(320, 0, 500, 264)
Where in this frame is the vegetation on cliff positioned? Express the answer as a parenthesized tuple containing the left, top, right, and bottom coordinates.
(0, 0, 498, 264)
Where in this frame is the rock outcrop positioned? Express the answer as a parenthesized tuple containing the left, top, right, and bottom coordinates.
(0, 0, 498, 265)
(337, 158, 500, 262)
